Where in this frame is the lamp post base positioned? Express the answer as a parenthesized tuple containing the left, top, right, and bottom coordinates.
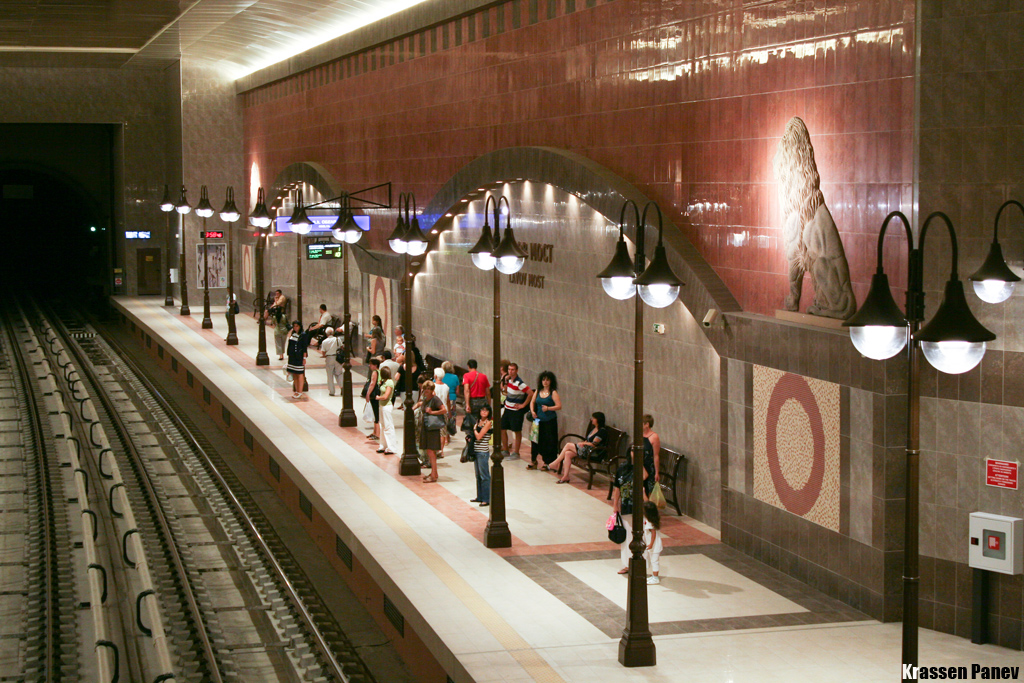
(225, 331, 239, 345)
(618, 555, 656, 667)
(180, 305, 191, 316)
(338, 408, 357, 428)
(202, 318, 213, 329)
(399, 452, 421, 476)
(255, 351, 270, 366)
(484, 459, 512, 548)
(164, 296, 174, 306)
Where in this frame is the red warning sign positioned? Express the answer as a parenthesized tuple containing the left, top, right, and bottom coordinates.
(986, 459, 1018, 490)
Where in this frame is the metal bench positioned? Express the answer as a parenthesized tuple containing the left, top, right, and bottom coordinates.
(657, 446, 687, 516)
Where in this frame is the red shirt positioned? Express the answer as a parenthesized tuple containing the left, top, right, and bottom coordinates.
(463, 370, 491, 398)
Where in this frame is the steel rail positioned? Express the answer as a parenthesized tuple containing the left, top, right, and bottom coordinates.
(37, 302, 223, 683)
(0, 305, 61, 683)
(97, 312, 351, 682)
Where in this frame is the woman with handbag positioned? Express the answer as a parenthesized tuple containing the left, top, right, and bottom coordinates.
(470, 404, 493, 506)
(419, 381, 447, 482)
(611, 455, 654, 574)
(527, 371, 561, 470)
(376, 367, 398, 455)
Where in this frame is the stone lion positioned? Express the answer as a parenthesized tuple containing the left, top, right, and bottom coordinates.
(773, 117, 856, 320)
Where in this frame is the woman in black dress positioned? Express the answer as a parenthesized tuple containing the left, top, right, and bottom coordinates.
(528, 371, 561, 470)
(286, 320, 307, 399)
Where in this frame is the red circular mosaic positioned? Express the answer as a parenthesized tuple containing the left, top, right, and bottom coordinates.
(765, 374, 825, 516)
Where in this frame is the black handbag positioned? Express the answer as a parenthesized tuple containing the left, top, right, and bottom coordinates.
(608, 513, 627, 544)
(425, 413, 446, 430)
(461, 440, 476, 463)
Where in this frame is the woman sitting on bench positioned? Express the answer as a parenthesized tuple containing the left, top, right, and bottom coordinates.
(551, 411, 606, 484)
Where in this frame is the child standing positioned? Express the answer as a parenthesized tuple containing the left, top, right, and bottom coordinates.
(643, 501, 663, 584)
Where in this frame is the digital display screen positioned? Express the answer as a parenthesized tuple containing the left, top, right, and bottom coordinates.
(201, 230, 224, 239)
(276, 214, 370, 234)
(307, 243, 344, 260)
(125, 231, 151, 239)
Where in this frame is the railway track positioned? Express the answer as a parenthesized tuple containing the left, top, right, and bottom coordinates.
(0, 298, 377, 682)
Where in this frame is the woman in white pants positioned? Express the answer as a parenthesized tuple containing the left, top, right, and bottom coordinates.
(377, 367, 398, 455)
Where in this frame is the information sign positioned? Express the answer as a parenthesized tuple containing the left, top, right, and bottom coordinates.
(125, 231, 151, 239)
(986, 459, 1019, 490)
(201, 230, 224, 239)
(307, 243, 343, 260)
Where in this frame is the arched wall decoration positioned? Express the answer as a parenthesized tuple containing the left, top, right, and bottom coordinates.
(267, 161, 341, 211)
(403, 146, 741, 347)
(752, 365, 840, 532)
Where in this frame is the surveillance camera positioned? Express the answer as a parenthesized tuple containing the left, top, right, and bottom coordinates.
(702, 309, 720, 327)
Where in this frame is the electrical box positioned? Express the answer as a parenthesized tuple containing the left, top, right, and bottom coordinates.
(969, 512, 1023, 575)
(652, 323, 666, 335)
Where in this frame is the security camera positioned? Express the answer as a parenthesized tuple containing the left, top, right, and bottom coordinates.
(702, 309, 720, 328)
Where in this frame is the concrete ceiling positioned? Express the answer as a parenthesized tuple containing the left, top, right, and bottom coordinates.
(0, 0, 429, 75)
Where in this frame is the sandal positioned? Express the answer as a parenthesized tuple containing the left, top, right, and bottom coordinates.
(526, 463, 537, 470)
(540, 465, 549, 471)
(617, 567, 629, 575)
(479, 502, 489, 507)
(422, 475, 437, 483)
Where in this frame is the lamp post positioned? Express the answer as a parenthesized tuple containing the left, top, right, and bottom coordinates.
(220, 187, 241, 345)
(159, 184, 176, 306)
(467, 194, 526, 548)
(175, 186, 192, 316)
(968, 200, 1024, 304)
(289, 189, 313, 325)
(597, 200, 682, 668)
(332, 193, 363, 427)
(388, 193, 428, 476)
(196, 186, 215, 329)
(843, 210, 995, 676)
(250, 187, 273, 366)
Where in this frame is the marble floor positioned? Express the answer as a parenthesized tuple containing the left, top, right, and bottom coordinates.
(112, 297, 1024, 682)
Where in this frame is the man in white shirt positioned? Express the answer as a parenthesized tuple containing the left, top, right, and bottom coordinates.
(319, 328, 343, 396)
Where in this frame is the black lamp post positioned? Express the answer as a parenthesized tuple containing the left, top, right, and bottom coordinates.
(220, 187, 241, 345)
(159, 184, 176, 306)
(175, 186, 192, 316)
(196, 186, 216, 329)
(968, 200, 1024, 304)
(597, 200, 682, 668)
(843, 210, 995, 675)
(388, 193, 428, 476)
(467, 193, 526, 549)
(332, 193, 363, 428)
(289, 189, 313, 325)
(250, 187, 272, 366)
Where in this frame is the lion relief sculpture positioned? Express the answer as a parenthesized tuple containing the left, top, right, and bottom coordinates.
(772, 117, 856, 320)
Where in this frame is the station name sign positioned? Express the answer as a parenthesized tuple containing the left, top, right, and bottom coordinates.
(275, 214, 370, 234)
(507, 242, 554, 289)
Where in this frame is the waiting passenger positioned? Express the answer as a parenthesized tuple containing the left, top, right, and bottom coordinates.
(527, 371, 561, 470)
(418, 380, 447, 483)
(365, 314, 385, 363)
(319, 328, 342, 396)
(612, 453, 653, 575)
(441, 361, 459, 414)
(471, 404, 494, 507)
(462, 359, 490, 417)
(551, 411, 607, 483)
(376, 366, 397, 455)
(285, 320, 307, 399)
(500, 362, 533, 461)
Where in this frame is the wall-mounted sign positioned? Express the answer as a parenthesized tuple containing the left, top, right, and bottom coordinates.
(125, 231, 151, 239)
(307, 243, 343, 260)
(507, 241, 555, 289)
(201, 230, 225, 239)
(986, 459, 1019, 490)
(275, 214, 370, 234)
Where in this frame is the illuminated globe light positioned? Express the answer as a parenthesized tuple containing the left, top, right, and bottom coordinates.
(176, 202, 191, 215)
(407, 238, 428, 257)
(601, 276, 636, 300)
(495, 253, 525, 274)
(973, 278, 1015, 304)
(219, 209, 240, 222)
(639, 283, 680, 308)
(921, 340, 987, 374)
(195, 186, 216, 219)
(849, 325, 908, 360)
(471, 251, 495, 270)
(291, 219, 312, 235)
(159, 184, 175, 212)
(389, 234, 409, 254)
(405, 214, 428, 256)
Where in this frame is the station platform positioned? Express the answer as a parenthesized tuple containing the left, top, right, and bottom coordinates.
(112, 296, 1024, 682)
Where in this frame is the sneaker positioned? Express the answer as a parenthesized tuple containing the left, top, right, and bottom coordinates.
(506, 452, 520, 460)
(646, 576, 660, 585)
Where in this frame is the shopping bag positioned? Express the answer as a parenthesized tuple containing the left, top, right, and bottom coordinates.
(362, 400, 374, 423)
(649, 481, 667, 510)
(608, 513, 627, 544)
(529, 417, 540, 443)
